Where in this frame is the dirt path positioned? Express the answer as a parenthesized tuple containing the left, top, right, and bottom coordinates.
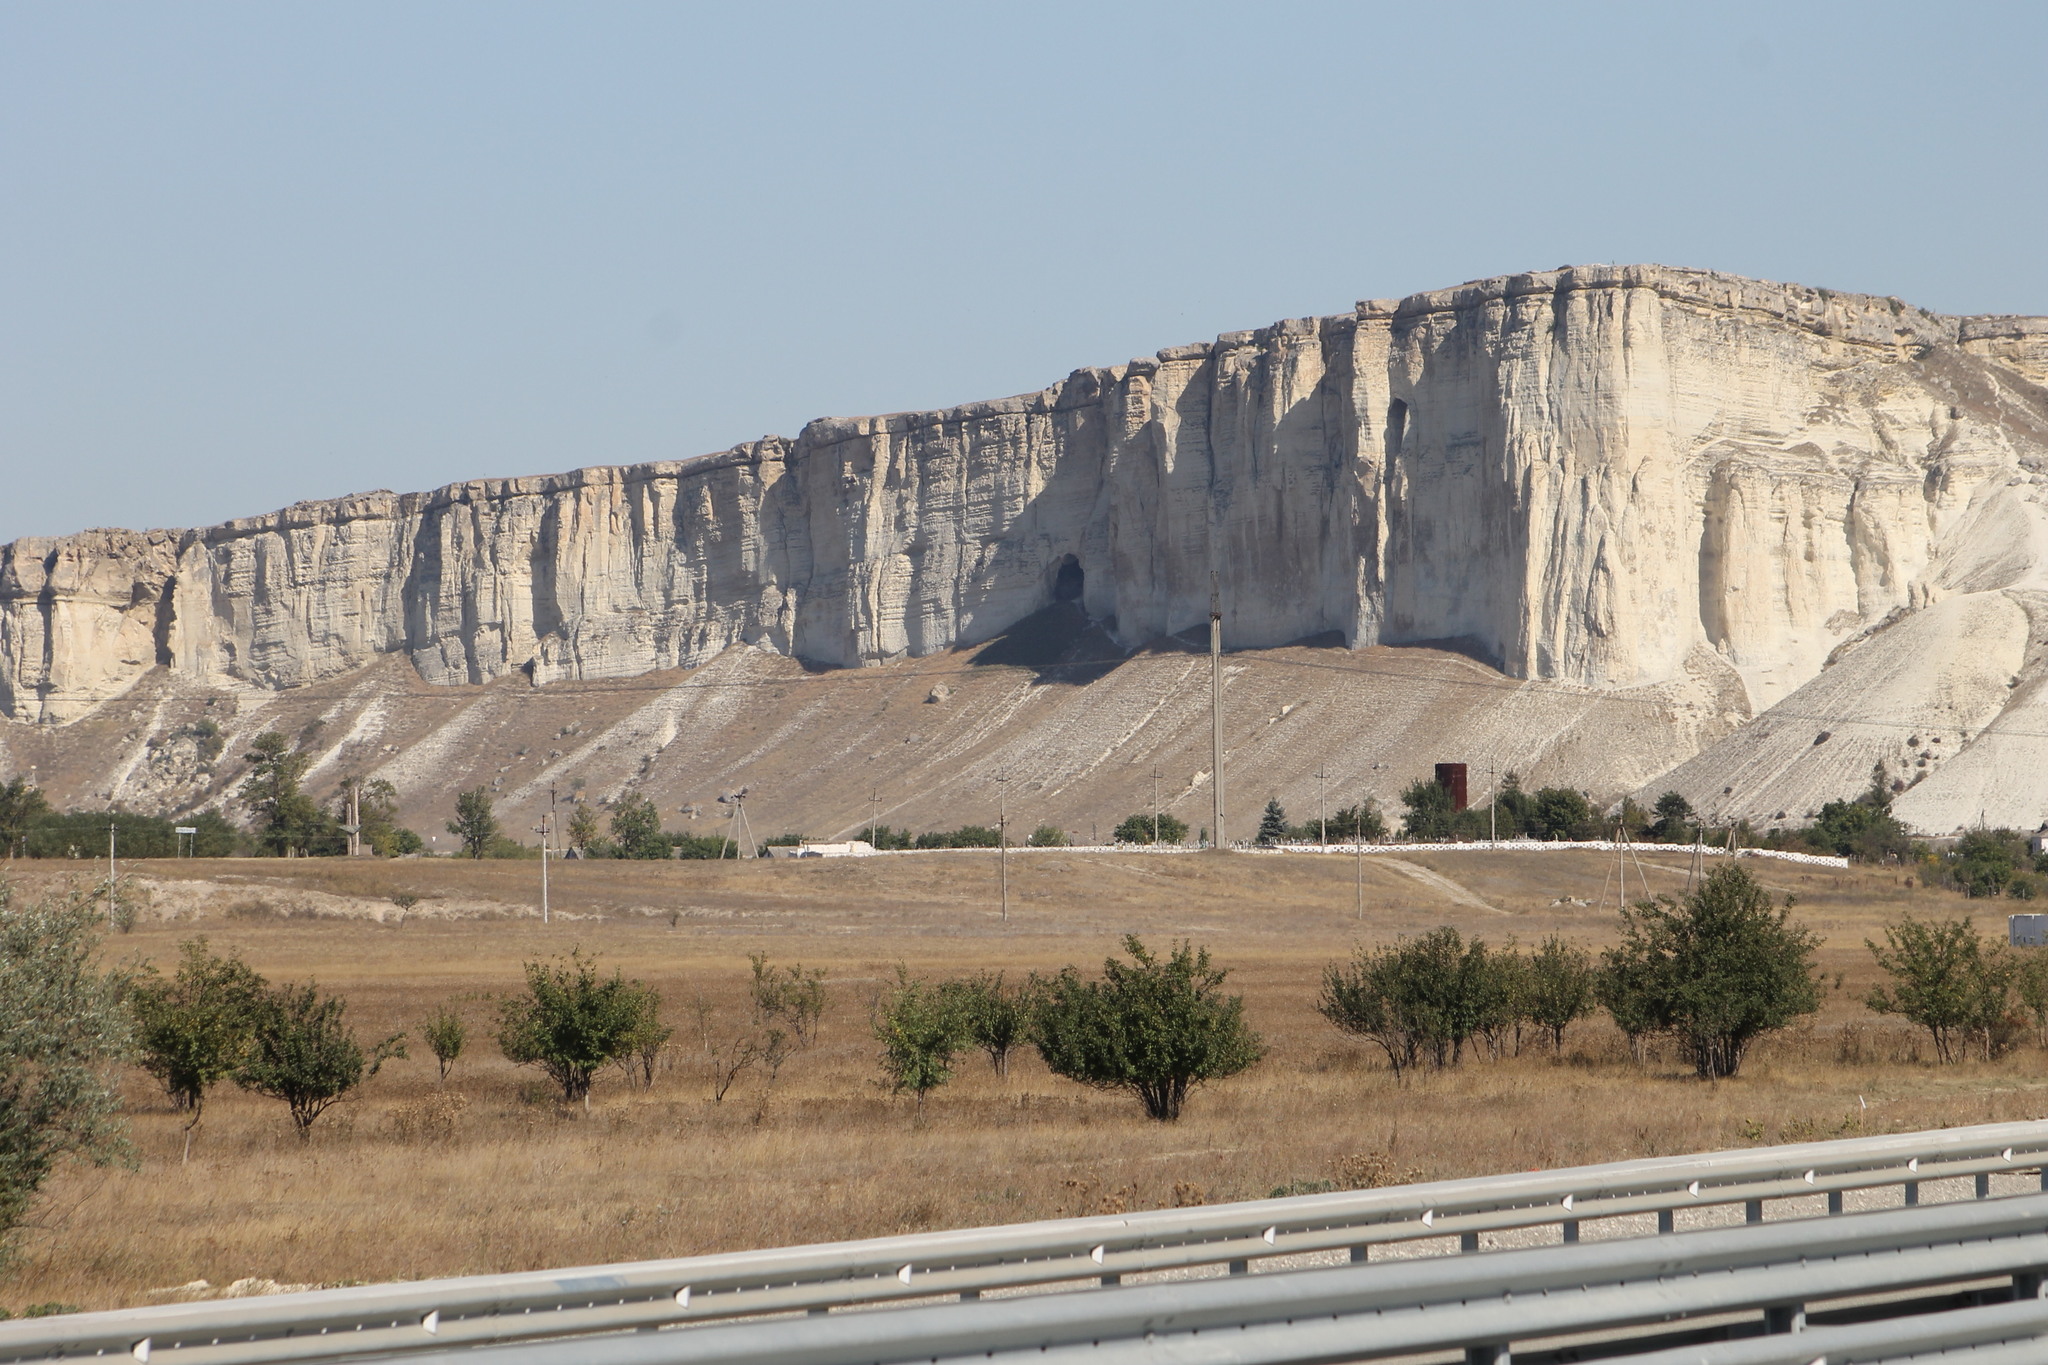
(1377, 858, 1505, 914)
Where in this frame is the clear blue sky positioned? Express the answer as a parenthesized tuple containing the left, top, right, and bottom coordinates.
(4, 1, 2044, 544)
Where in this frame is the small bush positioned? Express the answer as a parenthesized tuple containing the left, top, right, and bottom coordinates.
(1865, 916, 2011, 1063)
(1026, 825, 1069, 848)
(873, 970, 967, 1105)
(497, 950, 659, 1106)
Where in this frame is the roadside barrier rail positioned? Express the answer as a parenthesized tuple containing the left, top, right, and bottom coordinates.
(5, 1120, 2048, 1364)
(421, 1192, 2048, 1365)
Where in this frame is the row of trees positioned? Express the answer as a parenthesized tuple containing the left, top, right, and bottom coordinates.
(1319, 866, 1819, 1080)
(872, 940, 1263, 1119)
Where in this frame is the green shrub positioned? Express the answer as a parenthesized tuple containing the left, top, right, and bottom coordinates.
(1111, 812, 1189, 845)
(1032, 937, 1262, 1120)
(1399, 780, 1454, 841)
(1865, 916, 2012, 1062)
(423, 1004, 466, 1083)
(939, 971, 1031, 1075)
(237, 983, 404, 1139)
(874, 970, 968, 1105)
(0, 884, 132, 1260)
(1598, 865, 1821, 1078)
(497, 950, 659, 1107)
(1318, 928, 1524, 1074)
(1027, 825, 1069, 847)
(131, 938, 268, 1142)
(1525, 934, 1596, 1051)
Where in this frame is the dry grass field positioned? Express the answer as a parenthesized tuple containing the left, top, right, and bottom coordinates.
(2, 847, 2043, 1313)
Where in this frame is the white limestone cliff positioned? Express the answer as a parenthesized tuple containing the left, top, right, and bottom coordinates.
(6, 264, 2048, 759)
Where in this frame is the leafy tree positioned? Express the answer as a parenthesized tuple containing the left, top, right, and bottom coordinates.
(130, 938, 268, 1154)
(1317, 928, 1513, 1073)
(1531, 787, 1593, 841)
(1949, 829, 2023, 898)
(874, 970, 967, 1106)
(0, 883, 132, 1260)
(940, 971, 1030, 1075)
(619, 989, 672, 1089)
(1329, 801, 1387, 843)
(1255, 800, 1290, 847)
(1525, 934, 1596, 1051)
(860, 824, 916, 851)
(566, 803, 602, 852)
(1598, 865, 1821, 1078)
(609, 795, 668, 859)
(0, 778, 52, 858)
(1808, 770, 1914, 863)
(423, 1004, 466, 1083)
(447, 787, 499, 859)
(1400, 779, 1455, 841)
(497, 950, 658, 1107)
(1026, 824, 1069, 847)
(1112, 812, 1189, 845)
(1489, 772, 1536, 837)
(1865, 916, 2013, 1063)
(1650, 792, 1695, 844)
(236, 983, 404, 1140)
(334, 777, 419, 857)
(914, 825, 1001, 849)
(1032, 937, 1263, 1120)
(2015, 949, 2048, 1047)
(238, 732, 338, 856)
(748, 953, 828, 1047)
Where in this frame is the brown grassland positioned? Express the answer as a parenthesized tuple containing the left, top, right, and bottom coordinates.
(3, 846, 2044, 1313)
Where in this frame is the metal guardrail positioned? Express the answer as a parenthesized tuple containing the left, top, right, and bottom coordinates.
(428, 1193, 2048, 1364)
(5, 1120, 2048, 1364)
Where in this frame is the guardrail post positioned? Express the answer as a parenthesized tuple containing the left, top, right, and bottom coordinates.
(1464, 1344, 1508, 1365)
(1978, 1172, 1992, 1199)
(1562, 1220, 1579, 1244)
(960, 1290, 980, 1301)
(1745, 1199, 1763, 1225)
(2040, 1166, 2048, 1193)
(1904, 1180, 1919, 1206)
(1349, 1245, 1369, 1264)
(1827, 1191, 1843, 1215)
(1228, 1259, 1248, 1276)
(1460, 1232, 1480, 1253)
(1099, 1274, 1120, 1287)
(1657, 1209, 1674, 1234)
(2014, 1271, 2045, 1300)
(1764, 1303, 1805, 1332)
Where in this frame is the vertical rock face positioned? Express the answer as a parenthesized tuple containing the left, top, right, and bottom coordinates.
(5, 264, 2048, 727)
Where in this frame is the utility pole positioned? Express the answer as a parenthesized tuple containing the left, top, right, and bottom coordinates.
(1355, 782, 1366, 921)
(107, 820, 119, 925)
(1317, 765, 1328, 848)
(539, 812, 551, 924)
(1210, 572, 1225, 849)
(869, 785, 879, 847)
(1152, 764, 1161, 846)
(1488, 755, 1498, 845)
(996, 773, 1009, 921)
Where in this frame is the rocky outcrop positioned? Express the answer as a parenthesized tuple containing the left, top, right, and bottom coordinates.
(6, 264, 2048, 730)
